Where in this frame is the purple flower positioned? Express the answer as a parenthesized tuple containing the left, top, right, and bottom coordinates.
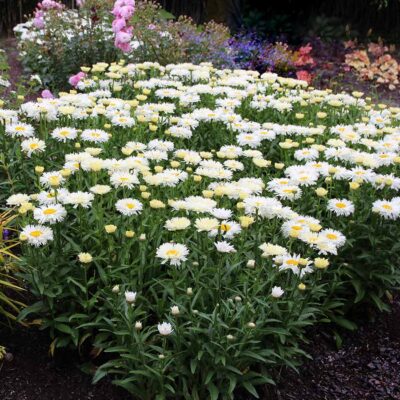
(41, 89, 54, 99)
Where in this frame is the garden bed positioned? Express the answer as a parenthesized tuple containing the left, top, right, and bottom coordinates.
(1, 295, 399, 400)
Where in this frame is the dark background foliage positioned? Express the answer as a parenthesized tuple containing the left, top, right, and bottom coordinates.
(1, 0, 400, 41)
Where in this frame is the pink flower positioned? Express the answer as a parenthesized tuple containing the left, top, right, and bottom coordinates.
(296, 70, 312, 84)
(33, 16, 45, 29)
(115, 41, 132, 53)
(68, 71, 86, 87)
(112, 0, 135, 53)
(112, 17, 126, 33)
(118, 5, 134, 19)
(41, 89, 54, 99)
(115, 29, 132, 44)
(76, 0, 85, 6)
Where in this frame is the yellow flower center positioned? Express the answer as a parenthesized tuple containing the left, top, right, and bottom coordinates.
(126, 203, 136, 209)
(220, 224, 231, 232)
(166, 249, 178, 257)
(15, 126, 26, 131)
(335, 202, 346, 209)
(326, 233, 337, 240)
(30, 230, 43, 237)
(287, 259, 299, 266)
(43, 208, 57, 215)
(382, 204, 393, 210)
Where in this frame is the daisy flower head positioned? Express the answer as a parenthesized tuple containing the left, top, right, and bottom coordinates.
(327, 198, 355, 217)
(214, 240, 236, 253)
(110, 171, 139, 189)
(318, 229, 346, 248)
(210, 220, 242, 240)
(5, 123, 35, 138)
(271, 286, 284, 298)
(259, 242, 287, 257)
(33, 204, 67, 224)
(81, 129, 109, 143)
(50, 127, 78, 142)
(64, 191, 95, 208)
(125, 291, 137, 303)
(90, 184, 112, 195)
(78, 252, 93, 263)
(156, 243, 189, 266)
(164, 217, 191, 231)
(116, 198, 143, 216)
(21, 138, 46, 157)
(39, 171, 65, 188)
(7, 193, 31, 206)
(194, 217, 219, 232)
(210, 208, 232, 220)
(372, 199, 400, 220)
(158, 322, 173, 335)
(20, 224, 54, 247)
(111, 115, 135, 127)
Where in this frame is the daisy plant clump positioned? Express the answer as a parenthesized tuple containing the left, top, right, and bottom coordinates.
(2, 62, 400, 398)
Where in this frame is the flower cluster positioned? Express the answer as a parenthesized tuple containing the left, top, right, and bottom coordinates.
(345, 41, 400, 90)
(112, 0, 135, 53)
(33, 0, 64, 29)
(2, 61, 400, 397)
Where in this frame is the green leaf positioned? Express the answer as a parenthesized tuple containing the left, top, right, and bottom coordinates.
(242, 381, 259, 398)
(207, 382, 219, 400)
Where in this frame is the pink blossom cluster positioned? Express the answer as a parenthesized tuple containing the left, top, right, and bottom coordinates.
(33, 0, 64, 29)
(68, 71, 86, 87)
(111, 0, 135, 53)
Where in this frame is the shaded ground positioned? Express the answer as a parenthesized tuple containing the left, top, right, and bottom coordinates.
(1, 296, 399, 400)
(1, 37, 39, 102)
(273, 295, 400, 400)
(0, 327, 131, 400)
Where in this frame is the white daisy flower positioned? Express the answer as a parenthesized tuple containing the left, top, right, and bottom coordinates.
(271, 286, 284, 298)
(7, 193, 31, 206)
(214, 241, 236, 253)
(327, 198, 355, 216)
(81, 129, 109, 143)
(50, 127, 78, 142)
(5, 123, 35, 138)
(164, 217, 190, 231)
(64, 191, 94, 208)
(372, 200, 400, 220)
(157, 322, 173, 335)
(115, 198, 143, 216)
(110, 171, 139, 189)
(20, 225, 54, 247)
(210, 208, 232, 220)
(210, 220, 241, 240)
(33, 204, 67, 224)
(156, 243, 189, 266)
(21, 138, 46, 157)
(318, 229, 346, 248)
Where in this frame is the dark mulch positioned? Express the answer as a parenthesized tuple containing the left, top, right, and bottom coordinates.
(272, 295, 400, 400)
(1, 296, 399, 400)
(0, 327, 131, 400)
